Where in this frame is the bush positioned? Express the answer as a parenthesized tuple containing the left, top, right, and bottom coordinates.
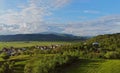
(0, 61, 14, 73)
(24, 54, 78, 73)
(0, 53, 9, 60)
(104, 51, 120, 59)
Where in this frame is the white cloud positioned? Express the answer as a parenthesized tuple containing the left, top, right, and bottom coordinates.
(83, 10, 100, 14)
(63, 15, 120, 36)
(0, 0, 120, 36)
(52, 0, 70, 8)
(0, 0, 70, 34)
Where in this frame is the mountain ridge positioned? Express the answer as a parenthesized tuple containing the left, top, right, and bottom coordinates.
(0, 33, 88, 41)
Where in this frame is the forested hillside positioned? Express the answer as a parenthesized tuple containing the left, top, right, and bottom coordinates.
(0, 33, 87, 41)
(86, 33, 120, 51)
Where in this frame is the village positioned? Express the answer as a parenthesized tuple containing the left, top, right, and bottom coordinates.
(0, 44, 63, 56)
(0, 42, 101, 56)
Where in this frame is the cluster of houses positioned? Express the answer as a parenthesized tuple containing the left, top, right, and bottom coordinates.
(0, 44, 63, 56)
(35, 44, 63, 50)
(0, 47, 27, 56)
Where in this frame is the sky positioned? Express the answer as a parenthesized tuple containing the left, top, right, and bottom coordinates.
(0, 0, 120, 36)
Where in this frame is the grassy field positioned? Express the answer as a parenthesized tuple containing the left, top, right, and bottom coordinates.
(62, 59, 120, 73)
(0, 41, 71, 49)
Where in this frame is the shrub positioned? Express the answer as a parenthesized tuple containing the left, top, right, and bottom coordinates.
(0, 61, 14, 73)
(24, 54, 78, 73)
(0, 53, 9, 60)
(104, 51, 120, 59)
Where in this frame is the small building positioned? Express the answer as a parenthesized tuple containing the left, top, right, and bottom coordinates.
(92, 42, 100, 53)
(92, 42, 99, 47)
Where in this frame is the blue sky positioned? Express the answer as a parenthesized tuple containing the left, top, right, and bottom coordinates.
(0, 0, 120, 36)
(51, 0, 120, 22)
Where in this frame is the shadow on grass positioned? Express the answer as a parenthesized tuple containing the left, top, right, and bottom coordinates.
(13, 64, 25, 73)
(60, 59, 105, 73)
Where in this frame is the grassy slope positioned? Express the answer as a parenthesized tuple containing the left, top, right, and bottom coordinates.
(62, 59, 120, 73)
(97, 60, 120, 73)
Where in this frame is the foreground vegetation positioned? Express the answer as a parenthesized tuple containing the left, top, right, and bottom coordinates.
(62, 59, 120, 73)
(0, 33, 120, 73)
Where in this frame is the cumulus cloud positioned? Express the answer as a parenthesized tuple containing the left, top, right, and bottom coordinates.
(0, 0, 70, 34)
(63, 15, 120, 36)
(0, 0, 120, 36)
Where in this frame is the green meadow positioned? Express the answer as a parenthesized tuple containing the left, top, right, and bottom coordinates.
(0, 41, 71, 49)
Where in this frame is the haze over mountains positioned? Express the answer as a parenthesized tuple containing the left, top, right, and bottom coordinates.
(0, 33, 88, 41)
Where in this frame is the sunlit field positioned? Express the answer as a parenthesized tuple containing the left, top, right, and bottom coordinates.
(0, 41, 71, 49)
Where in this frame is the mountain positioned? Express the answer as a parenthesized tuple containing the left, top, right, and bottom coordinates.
(0, 33, 88, 41)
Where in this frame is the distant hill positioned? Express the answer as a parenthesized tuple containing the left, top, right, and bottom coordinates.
(0, 33, 88, 41)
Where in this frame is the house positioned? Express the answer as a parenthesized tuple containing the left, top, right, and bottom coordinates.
(92, 42, 99, 47)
